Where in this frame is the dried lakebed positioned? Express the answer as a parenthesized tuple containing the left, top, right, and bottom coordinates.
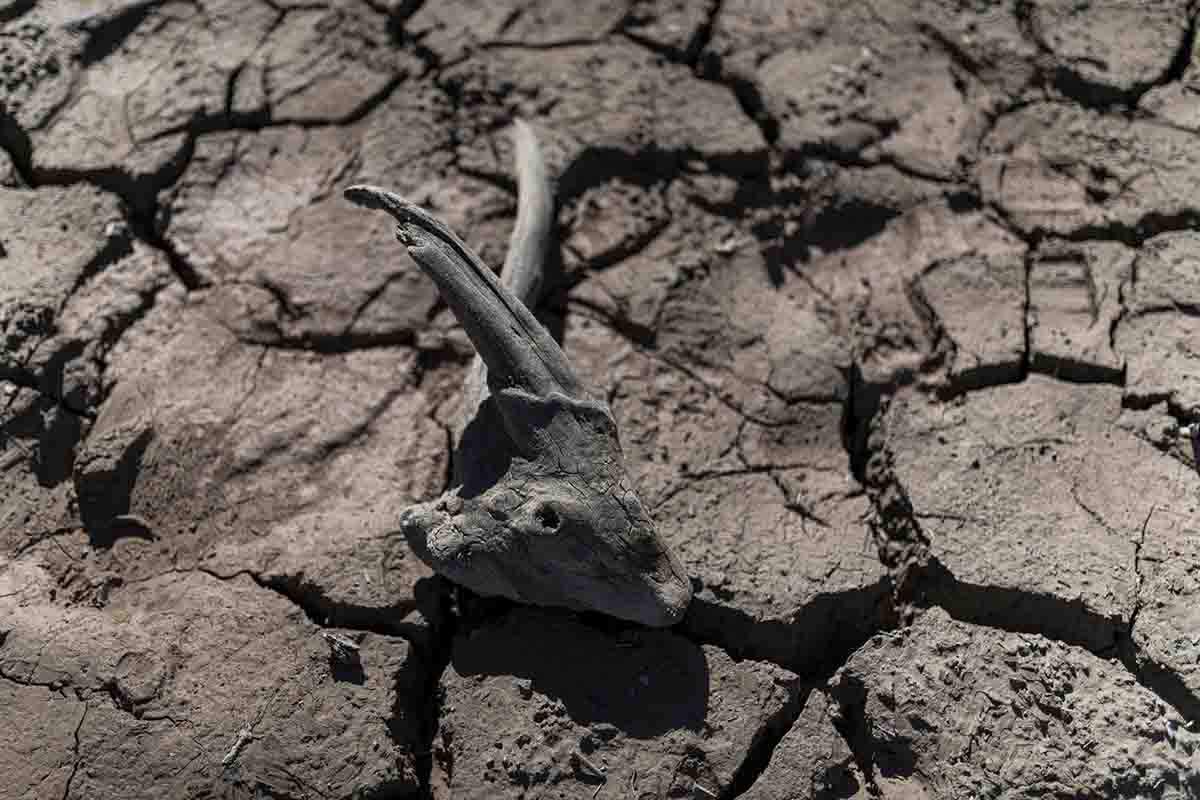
(3, 1, 1200, 798)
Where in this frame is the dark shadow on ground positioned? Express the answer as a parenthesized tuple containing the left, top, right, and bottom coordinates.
(447, 606, 711, 738)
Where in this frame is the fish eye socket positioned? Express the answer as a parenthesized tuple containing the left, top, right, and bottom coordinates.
(534, 504, 561, 531)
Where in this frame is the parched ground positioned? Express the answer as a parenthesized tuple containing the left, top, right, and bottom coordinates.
(3, 1, 1200, 798)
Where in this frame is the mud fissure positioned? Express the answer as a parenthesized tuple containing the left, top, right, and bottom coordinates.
(860, 407, 1200, 725)
(829, 676, 886, 799)
(720, 685, 809, 800)
(62, 701, 88, 800)
(71, 0, 170, 68)
(244, 570, 417, 637)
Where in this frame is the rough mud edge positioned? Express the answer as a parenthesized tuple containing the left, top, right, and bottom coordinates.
(678, 572, 896, 676)
(1013, 0, 1199, 112)
(1062, 211, 1200, 250)
(0, 369, 97, 421)
(399, 578, 457, 798)
(199, 567, 419, 639)
(860, 393, 1200, 726)
(201, 564, 460, 797)
(1118, 503, 1200, 723)
(0, 0, 36, 25)
(0, 111, 206, 291)
(614, 1, 782, 148)
(1028, 353, 1125, 385)
(720, 685, 811, 800)
(62, 700, 88, 800)
(1122, 392, 1198, 435)
(827, 673, 887, 799)
(927, 556, 1200, 723)
(0, 55, 432, 296)
(610, 1, 782, 148)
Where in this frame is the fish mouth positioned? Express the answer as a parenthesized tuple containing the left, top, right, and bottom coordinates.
(401, 499, 691, 626)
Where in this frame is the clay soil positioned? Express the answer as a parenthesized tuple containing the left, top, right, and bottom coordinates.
(4, 1, 1200, 798)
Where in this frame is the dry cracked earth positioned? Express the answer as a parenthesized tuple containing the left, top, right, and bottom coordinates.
(3, 0, 1200, 798)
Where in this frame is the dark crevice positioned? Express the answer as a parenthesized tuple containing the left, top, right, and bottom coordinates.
(916, 22, 984, 78)
(697, 58, 780, 146)
(1161, 10, 1199, 88)
(828, 677, 886, 799)
(477, 34, 611, 51)
(945, 190, 984, 214)
(679, 579, 896, 680)
(0, 0, 36, 25)
(201, 567, 420, 639)
(564, 296, 657, 348)
(803, 198, 903, 254)
(124, 177, 208, 292)
(400, 576, 457, 798)
(1028, 352, 1125, 385)
(1046, 66, 1144, 111)
(720, 685, 808, 800)
(618, 15, 779, 147)
(686, 0, 723, 67)
(69, 0, 167, 68)
(1128, 504, 1153, 634)
(149, 71, 411, 141)
(62, 701, 88, 800)
(1122, 391, 1177, 412)
(904, 274, 958, 385)
(1021, 243, 1034, 377)
(1121, 391, 1196, 430)
(918, 557, 1123, 657)
(1118, 637, 1200, 726)
(864, 412, 1200, 722)
(862, 447, 932, 602)
(0, 364, 96, 420)
(65, 223, 136, 300)
(1012, 0, 1044, 53)
(936, 361, 1027, 399)
(98, 678, 136, 714)
(0, 108, 206, 292)
(387, 14, 454, 77)
(253, 277, 304, 321)
(435, 416, 454, 496)
(922, 555, 1199, 724)
(0, 111, 35, 186)
(389, 0, 428, 28)
(255, 571, 416, 636)
(1125, 302, 1200, 321)
(1016, 2, 1198, 112)
(842, 363, 881, 485)
(233, 327, 420, 355)
(621, 0, 723, 66)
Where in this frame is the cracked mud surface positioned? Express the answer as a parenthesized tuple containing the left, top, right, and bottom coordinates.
(2, 1, 1200, 797)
